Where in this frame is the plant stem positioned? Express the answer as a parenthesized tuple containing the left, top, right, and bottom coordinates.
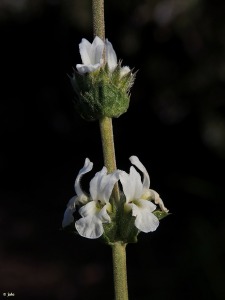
(99, 117, 120, 202)
(99, 117, 117, 173)
(92, 0, 105, 40)
(112, 242, 129, 300)
(92, 2, 129, 300)
(92, 0, 120, 201)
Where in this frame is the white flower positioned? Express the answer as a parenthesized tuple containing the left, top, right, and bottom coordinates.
(76, 36, 131, 77)
(130, 156, 169, 213)
(75, 167, 120, 239)
(105, 39, 131, 76)
(76, 36, 105, 74)
(119, 156, 168, 233)
(105, 39, 117, 72)
(62, 158, 93, 228)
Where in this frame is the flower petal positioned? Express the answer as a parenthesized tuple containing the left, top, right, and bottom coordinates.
(105, 39, 117, 71)
(78, 200, 98, 218)
(119, 170, 132, 203)
(75, 201, 111, 239)
(76, 37, 104, 74)
(98, 171, 120, 203)
(98, 204, 111, 223)
(119, 167, 142, 203)
(89, 166, 107, 201)
(62, 196, 77, 228)
(78, 198, 111, 222)
(149, 189, 169, 213)
(76, 202, 103, 238)
(130, 167, 143, 199)
(76, 63, 101, 74)
(79, 38, 92, 65)
(75, 158, 93, 203)
(120, 66, 131, 77)
(90, 36, 105, 65)
(131, 199, 159, 232)
(75, 215, 104, 239)
(130, 156, 150, 192)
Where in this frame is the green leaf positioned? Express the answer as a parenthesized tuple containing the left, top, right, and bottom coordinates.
(153, 210, 171, 220)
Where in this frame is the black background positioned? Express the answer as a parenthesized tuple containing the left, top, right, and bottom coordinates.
(1, 0, 225, 299)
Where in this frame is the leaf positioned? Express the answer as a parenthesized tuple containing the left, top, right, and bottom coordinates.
(153, 210, 171, 220)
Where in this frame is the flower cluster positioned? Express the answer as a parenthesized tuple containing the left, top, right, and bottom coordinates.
(62, 156, 169, 241)
(70, 36, 135, 121)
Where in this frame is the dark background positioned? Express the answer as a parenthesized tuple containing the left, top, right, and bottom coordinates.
(1, 0, 225, 299)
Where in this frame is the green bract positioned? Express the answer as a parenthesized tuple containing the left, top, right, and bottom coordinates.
(70, 63, 135, 121)
(102, 195, 139, 245)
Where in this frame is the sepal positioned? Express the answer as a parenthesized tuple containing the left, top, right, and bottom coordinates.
(102, 195, 139, 245)
(153, 210, 171, 220)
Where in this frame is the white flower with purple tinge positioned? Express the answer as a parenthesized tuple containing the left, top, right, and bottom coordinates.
(76, 36, 130, 76)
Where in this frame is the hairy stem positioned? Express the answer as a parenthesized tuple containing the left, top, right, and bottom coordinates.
(99, 117, 120, 202)
(92, 0, 105, 40)
(92, 2, 128, 300)
(112, 242, 129, 300)
(92, 1, 119, 201)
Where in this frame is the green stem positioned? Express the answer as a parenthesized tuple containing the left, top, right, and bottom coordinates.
(99, 117, 116, 172)
(99, 117, 120, 202)
(92, 2, 119, 200)
(112, 242, 129, 300)
(92, 2, 129, 300)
